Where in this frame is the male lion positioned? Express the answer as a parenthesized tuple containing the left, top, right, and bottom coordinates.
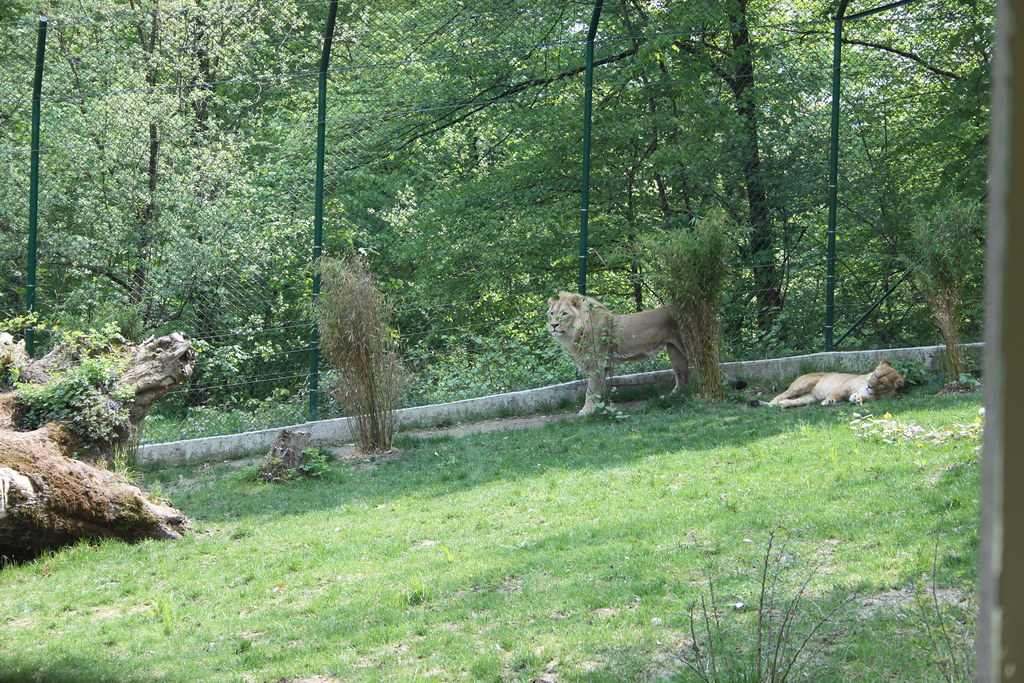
(763, 359, 905, 408)
(546, 291, 689, 415)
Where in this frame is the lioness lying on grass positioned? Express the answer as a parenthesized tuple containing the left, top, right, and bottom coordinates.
(759, 359, 906, 408)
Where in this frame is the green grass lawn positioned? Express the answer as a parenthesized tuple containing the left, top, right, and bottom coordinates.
(1, 387, 981, 682)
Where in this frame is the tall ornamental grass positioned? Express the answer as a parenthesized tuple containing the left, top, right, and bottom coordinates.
(910, 196, 984, 384)
(316, 255, 405, 452)
(648, 210, 730, 399)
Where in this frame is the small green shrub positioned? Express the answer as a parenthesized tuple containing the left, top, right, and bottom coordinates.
(16, 356, 133, 441)
(297, 446, 333, 478)
(955, 372, 981, 390)
(892, 359, 930, 386)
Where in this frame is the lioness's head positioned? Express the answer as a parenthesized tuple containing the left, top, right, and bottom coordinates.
(859, 360, 906, 401)
(546, 291, 586, 340)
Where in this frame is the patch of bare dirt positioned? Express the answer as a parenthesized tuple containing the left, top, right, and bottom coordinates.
(856, 586, 972, 619)
(412, 412, 576, 438)
(327, 446, 405, 467)
(936, 382, 981, 395)
(326, 411, 579, 462)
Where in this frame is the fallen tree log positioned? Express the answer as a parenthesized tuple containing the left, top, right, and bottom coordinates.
(0, 332, 197, 561)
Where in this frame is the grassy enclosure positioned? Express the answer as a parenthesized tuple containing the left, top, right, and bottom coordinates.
(0, 2, 990, 677)
(1, 386, 980, 682)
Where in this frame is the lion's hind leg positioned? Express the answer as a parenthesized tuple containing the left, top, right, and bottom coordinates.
(768, 376, 822, 408)
(770, 393, 820, 408)
(665, 342, 690, 392)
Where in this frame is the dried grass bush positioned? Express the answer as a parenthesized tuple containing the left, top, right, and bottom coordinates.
(911, 197, 983, 384)
(647, 210, 730, 399)
(316, 255, 405, 452)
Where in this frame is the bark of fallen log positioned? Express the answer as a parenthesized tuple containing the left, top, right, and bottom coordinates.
(0, 427, 192, 561)
(0, 332, 197, 561)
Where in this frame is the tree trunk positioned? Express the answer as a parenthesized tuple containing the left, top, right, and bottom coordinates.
(1, 332, 197, 465)
(724, 0, 783, 334)
(0, 429, 192, 562)
(258, 428, 312, 482)
(0, 332, 197, 561)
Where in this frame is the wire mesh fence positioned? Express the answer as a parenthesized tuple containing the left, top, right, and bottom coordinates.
(0, 0, 991, 444)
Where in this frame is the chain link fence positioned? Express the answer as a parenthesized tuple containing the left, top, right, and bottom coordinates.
(0, 0, 991, 444)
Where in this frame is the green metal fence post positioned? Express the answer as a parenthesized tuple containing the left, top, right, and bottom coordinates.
(27, 16, 48, 357)
(825, 1, 849, 352)
(577, 0, 603, 296)
(826, 0, 923, 352)
(309, 0, 338, 422)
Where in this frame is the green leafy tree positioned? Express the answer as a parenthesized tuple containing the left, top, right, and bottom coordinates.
(0, 0, 994, 430)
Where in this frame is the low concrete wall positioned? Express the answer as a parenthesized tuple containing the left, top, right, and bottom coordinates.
(137, 378, 590, 466)
(720, 342, 984, 382)
(137, 343, 982, 466)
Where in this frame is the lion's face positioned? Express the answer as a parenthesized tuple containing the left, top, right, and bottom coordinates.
(861, 360, 906, 400)
(546, 293, 584, 340)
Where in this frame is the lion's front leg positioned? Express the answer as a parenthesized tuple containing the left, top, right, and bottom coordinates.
(821, 391, 850, 405)
(579, 371, 609, 415)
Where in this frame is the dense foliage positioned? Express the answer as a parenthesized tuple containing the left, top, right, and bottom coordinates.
(0, 0, 992, 438)
(14, 328, 134, 442)
(16, 356, 132, 440)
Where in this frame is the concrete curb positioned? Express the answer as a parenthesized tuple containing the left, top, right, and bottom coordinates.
(720, 342, 984, 381)
(137, 343, 982, 466)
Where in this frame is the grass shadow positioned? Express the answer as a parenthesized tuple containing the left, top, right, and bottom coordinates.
(140, 385, 974, 529)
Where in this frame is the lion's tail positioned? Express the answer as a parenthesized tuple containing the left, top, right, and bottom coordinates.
(724, 379, 771, 406)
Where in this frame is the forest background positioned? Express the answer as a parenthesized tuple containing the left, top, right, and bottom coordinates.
(0, 0, 992, 442)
